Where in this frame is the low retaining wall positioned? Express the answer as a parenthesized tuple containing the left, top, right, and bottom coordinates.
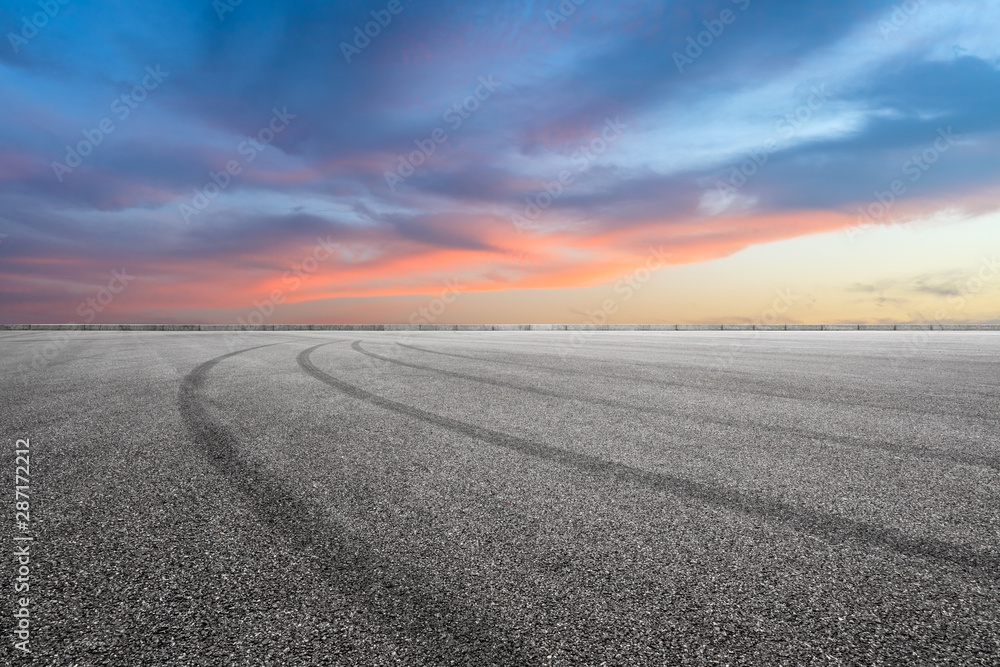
(2, 324, 998, 331)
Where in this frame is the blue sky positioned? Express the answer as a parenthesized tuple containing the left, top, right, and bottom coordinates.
(1, 0, 998, 323)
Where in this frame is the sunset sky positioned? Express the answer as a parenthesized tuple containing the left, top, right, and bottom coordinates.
(1, 0, 998, 324)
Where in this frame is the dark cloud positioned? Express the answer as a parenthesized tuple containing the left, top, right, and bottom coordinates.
(1, 0, 998, 320)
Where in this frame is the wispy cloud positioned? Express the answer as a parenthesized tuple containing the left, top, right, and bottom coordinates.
(1, 0, 998, 322)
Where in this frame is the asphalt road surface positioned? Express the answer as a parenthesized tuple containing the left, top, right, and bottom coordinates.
(2, 330, 998, 665)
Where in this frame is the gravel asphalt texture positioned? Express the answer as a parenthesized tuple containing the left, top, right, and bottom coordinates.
(1, 330, 998, 665)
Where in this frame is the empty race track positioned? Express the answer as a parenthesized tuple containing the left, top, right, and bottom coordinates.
(2, 331, 999, 665)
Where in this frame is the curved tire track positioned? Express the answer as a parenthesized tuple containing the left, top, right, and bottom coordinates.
(398, 341, 998, 423)
(380, 342, 1000, 471)
(300, 341, 999, 577)
(179, 341, 542, 665)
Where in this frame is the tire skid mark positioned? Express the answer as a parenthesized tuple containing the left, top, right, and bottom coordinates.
(0, 336, 146, 343)
(19, 336, 103, 374)
(384, 342, 1000, 471)
(398, 341, 999, 422)
(301, 342, 999, 577)
(179, 340, 541, 665)
(395, 342, 1000, 471)
(0, 333, 43, 341)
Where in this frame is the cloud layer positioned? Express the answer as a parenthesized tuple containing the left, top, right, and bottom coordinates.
(1, 0, 998, 323)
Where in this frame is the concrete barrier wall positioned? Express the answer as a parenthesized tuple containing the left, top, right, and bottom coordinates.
(2, 324, 998, 331)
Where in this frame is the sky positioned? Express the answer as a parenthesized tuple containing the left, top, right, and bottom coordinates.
(0, 0, 998, 325)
